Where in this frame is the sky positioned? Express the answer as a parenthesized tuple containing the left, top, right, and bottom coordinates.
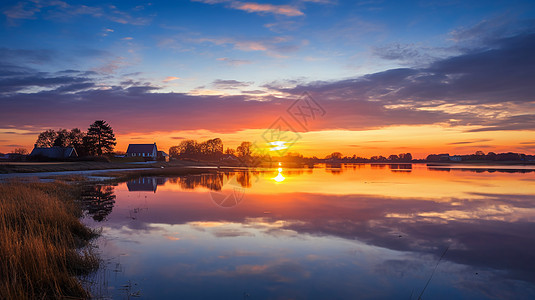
(1, 0, 534, 158)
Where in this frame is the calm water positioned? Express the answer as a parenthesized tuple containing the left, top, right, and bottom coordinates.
(82, 164, 535, 299)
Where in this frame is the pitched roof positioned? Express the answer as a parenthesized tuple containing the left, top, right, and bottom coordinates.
(29, 146, 78, 158)
(126, 144, 157, 153)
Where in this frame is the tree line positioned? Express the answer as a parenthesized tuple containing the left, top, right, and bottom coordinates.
(34, 120, 116, 156)
(169, 139, 255, 160)
(324, 152, 413, 162)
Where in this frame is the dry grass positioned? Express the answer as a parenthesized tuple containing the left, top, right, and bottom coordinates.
(0, 181, 99, 299)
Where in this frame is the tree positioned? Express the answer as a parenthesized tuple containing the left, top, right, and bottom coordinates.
(203, 138, 223, 159)
(177, 139, 199, 158)
(35, 129, 57, 147)
(13, 148, 28, 155)
(53, 129, 69, 147)
(236, 141, 252, 157)
(169, 146, 181, 158)
(388, 154, 399, 161)
(225, 147, 235, 155)
(398, 153, 412, 161)
(325, 152, 343, 160)
(85, 120, 116, 156)
(68, 128, 87, 155)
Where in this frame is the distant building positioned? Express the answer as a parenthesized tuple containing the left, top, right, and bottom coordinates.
(29, 145, 78, 159)
(220, 154, 238, 161)
(426, 153, 450, 162)
(126, 143, 158, 159)
(157, 151, 169, 162)
(450, 155, 462, 162)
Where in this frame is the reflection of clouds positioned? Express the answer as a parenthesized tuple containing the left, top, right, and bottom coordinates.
(189, 221, 255, 237)
(374, 259, 426, 278)
(211, 228, 255, 238)
(200, 259, 310, 284)
(97, 179, 535, 292)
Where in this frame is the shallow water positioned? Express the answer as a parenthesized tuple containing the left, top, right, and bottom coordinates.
(82, 164, 535, 299)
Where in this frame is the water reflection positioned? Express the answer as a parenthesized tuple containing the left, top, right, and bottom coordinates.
(81, 184, 116, 222)
(273, 167, 286, 182)
(126, 177, 167, 192)
(83, 164, 535, 299)
(389, 163, 413, 171)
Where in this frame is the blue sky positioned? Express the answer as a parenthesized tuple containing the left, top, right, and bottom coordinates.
(1, 0, 535, 156)
(3, 0, 533, 92)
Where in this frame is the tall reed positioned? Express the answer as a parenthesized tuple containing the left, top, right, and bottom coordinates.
(0, 181, 98, 299)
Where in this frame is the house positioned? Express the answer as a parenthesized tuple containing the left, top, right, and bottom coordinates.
(126, 143, 158, 159)
(29, 145, 78, 159)
(450, 155, 462, 162)
(157, 151, 169, 162)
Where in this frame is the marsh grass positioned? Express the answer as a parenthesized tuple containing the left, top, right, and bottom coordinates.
(0, 181, 99, 299)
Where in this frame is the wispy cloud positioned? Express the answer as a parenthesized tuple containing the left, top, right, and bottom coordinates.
(197, 36, 301, 57)
(217, 57, 252, 66)
(212, 79, 252, 89)
(160, 33, 302, 57)
(192, 0, 304, 17)
(448, 139, 493, 145)
(3, 1, 152, 25)
(163, 76, 180, 82)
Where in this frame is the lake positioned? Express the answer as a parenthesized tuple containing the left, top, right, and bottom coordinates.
(82, 163, 535, 299)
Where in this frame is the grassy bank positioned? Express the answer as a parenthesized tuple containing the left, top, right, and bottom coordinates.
(0, 181, 98, 299)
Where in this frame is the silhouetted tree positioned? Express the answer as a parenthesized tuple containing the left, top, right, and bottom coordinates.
(200, 138, 223, 159)
(325, 152, 343, 160)
(487, 152, 497, 160)
(35, 129, 57, 147)
(176, 139, 199, 158)
(236, 141, 252, 157)
(388, 154, 399, 161)
(84, 120, 116, 156)
(13, 148, 28, 155)
(169, 145, 181, 158)
(68, 128, 85, 148)
(225, 147, 235, 155)
(53, 129, 69, 147)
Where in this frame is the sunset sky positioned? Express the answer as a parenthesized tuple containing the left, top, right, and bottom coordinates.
(1, 0, 534, 158)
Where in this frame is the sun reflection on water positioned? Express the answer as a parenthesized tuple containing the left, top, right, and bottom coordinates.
(273, 166, 286, 182)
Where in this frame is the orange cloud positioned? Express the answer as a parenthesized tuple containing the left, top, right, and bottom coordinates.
(163, 76, 180, 82)
(233, 2, 304, 16)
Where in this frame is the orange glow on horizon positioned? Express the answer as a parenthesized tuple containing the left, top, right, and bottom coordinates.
(1, 125, 533, 158)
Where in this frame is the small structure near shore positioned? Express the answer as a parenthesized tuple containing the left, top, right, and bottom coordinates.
(29, 145, 78, 159)
(126, 143, 158, 160)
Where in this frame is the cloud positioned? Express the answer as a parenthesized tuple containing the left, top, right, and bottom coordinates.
(0, 48, 56, 65)
(163, 76, 180, 83)
(372, 43, 438, 66)
(94, 56, 133, 74)
(196, 36, 301, 57)
(232, 2, 304, 16)
(1, 25, 534, 134)
(272, 30, 535, 131)
(217, 57, 252, 66)
(0, 74, 92, 94)
(212, 79, 252, 89)
(448, 139, 493, 145)
(3, 1, 151, 25)
(193, 0, 304, 17)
